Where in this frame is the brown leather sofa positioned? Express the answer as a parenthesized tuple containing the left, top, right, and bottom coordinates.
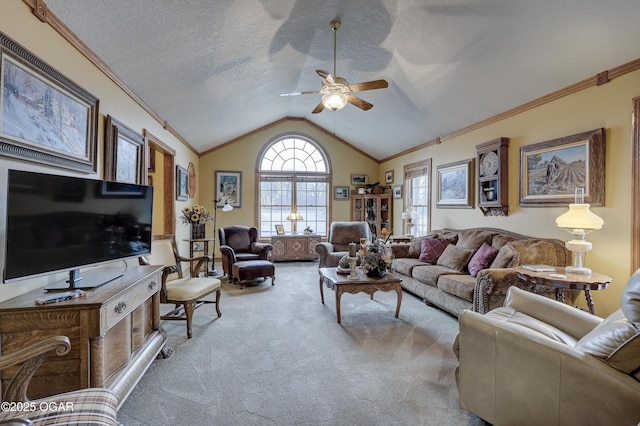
(454, 272, 640, 425)
(390, 228, 571, 317)
(315, 221, 371, 268)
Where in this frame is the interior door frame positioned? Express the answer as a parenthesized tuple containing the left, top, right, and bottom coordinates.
(144, 130, 176, 235)
(631, 97, 640, 273)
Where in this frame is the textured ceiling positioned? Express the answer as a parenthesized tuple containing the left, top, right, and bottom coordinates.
(44, 0, 640, 160)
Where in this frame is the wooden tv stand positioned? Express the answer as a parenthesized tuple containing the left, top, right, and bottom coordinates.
(0, 265, 169, 408)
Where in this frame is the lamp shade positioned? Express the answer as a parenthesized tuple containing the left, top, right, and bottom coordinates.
(286, 212, 303, 221)
(322, 93, 348, 111)
(555, 203, 604, 230)
(222, 202, 233, 212)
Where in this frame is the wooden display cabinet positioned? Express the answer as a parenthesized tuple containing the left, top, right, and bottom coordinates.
(351, 193, 392, 239)
(271, 234, 321, 261)
(476, 137, 509, 216)
(0, 265, 169, 409)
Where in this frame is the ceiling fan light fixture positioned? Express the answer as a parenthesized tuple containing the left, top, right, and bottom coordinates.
(322, 93, 348, 111)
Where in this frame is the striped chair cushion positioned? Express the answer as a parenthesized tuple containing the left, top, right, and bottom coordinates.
(0, 388, 119, 426)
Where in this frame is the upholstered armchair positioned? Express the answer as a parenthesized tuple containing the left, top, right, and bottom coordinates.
(0, 336, 119, 425)
(315, 221, 371, 268)
(454, 272, 640, 426)
(218, 225, 273, 280)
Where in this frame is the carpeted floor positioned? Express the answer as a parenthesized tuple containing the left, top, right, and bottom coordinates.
(117, 262, 486, 426)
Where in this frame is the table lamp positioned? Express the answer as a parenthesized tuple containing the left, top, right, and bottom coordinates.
(555, 189, 603, 275)
(286, 212, 303, 234)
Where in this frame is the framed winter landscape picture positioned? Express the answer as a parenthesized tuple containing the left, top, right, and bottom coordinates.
(0, 32, 98, 173)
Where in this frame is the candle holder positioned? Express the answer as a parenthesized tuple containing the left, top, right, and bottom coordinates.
(348, 256, 358, 279)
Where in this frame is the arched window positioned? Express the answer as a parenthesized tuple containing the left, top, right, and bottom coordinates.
(258, 135, 330, 237)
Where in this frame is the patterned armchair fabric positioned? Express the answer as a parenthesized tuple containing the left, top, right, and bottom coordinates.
(315, 221, 372, 268)
(218, 225, 273, 279)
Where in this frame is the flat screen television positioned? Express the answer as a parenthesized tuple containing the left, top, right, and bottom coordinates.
(3, 169, 153, 290)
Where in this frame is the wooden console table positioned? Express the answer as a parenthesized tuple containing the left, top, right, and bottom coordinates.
(0, 265, 169, 408)
(271, 234, 320, 261)
(516, 267, 612, 315)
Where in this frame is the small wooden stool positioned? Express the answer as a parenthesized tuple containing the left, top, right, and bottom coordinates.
(232, 260, 275, 287)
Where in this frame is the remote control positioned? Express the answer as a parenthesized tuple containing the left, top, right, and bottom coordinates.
(548, 273, 567, 279)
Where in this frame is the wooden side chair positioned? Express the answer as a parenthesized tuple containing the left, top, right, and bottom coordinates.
(139, 235, 221, 338)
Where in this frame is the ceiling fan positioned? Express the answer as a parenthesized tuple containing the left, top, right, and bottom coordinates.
(280, 20, 388, 114)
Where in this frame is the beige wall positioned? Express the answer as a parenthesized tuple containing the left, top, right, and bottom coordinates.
(198, 120, 379, 241)
(383, 70, 640, 316)
(1, 1, 638, 317)
(0, 2, 198, 301)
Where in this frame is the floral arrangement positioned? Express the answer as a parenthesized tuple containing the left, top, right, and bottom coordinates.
(360, 239, 393, 277)
(180, 205, 212, 225)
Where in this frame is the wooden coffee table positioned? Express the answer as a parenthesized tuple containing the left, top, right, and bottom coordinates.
(318, 267, 403, 324)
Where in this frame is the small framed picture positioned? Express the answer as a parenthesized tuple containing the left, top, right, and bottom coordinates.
(176, 165, 188, 201)
(334, 186, 349, 200)
(357, 187, 367, 194)
(351, 174, 368, 185)
(393, 185, 403, 199)
(275, 224, 285, 235)
(385, 170, 394, 184)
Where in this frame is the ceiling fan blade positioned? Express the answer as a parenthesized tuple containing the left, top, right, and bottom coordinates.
(348, 79, 388, 93)
(280, 90, 319, 97)
(316, 69, 336, 85)
(347, 95, 373, 111)
(311, 101, 325, 114)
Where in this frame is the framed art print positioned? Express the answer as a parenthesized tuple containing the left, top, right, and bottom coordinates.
(216, 170, 241, 208)
(176, 165, 188, 201)
(520, 128, 605, 206)
(436, 158, 474, 208)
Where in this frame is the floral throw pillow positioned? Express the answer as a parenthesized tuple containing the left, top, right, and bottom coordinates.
(418, 238, 453, 264)
(468, 242, 499, 277)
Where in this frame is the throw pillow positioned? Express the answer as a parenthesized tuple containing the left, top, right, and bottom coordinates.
(490, 243, 520, 268)
(574, 310, 640, 375)
(468, 242, 499, 277)
(418, 238, 452, 263)
(436, 244, 475, 272)
(457, 229, 493, 250)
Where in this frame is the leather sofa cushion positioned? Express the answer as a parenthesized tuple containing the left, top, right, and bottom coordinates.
(418, 237, 453, 263)
(456, 229, 493, 250)
(484, 306, 579, 346)
(575, 310, 640, 376)
(437, 274, 476, 302)
(412, 264, 462, 286)
(328, 222, 369, 251)
(437, 244, 474, 272)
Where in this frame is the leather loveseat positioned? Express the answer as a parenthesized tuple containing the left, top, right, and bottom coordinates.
(454, 272, 640, 425)
(390, 228, 571, 317)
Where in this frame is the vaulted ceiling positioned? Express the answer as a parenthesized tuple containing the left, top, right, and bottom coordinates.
(44, 0, 640, 160)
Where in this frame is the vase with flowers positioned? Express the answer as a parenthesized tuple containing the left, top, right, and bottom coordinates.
(360, 239, 393, 277)
(180, 205, 212, 239)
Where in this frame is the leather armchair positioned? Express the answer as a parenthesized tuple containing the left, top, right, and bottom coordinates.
(454, 272, 640, 426)
(218, 225, 273, 279)
(315, 221, 371, 268)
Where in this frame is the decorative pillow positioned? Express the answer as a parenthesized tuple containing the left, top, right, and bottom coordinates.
(418, 238, 453, 263)
(457, 229, 493, 250)
(468, 242, 499, 277)
(436, 244, 475, 272)
(621, 270, 640, 326)
(408, 236, 427, 258)
(490, 243, 520, 269)
(574, 310, 640, 375)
